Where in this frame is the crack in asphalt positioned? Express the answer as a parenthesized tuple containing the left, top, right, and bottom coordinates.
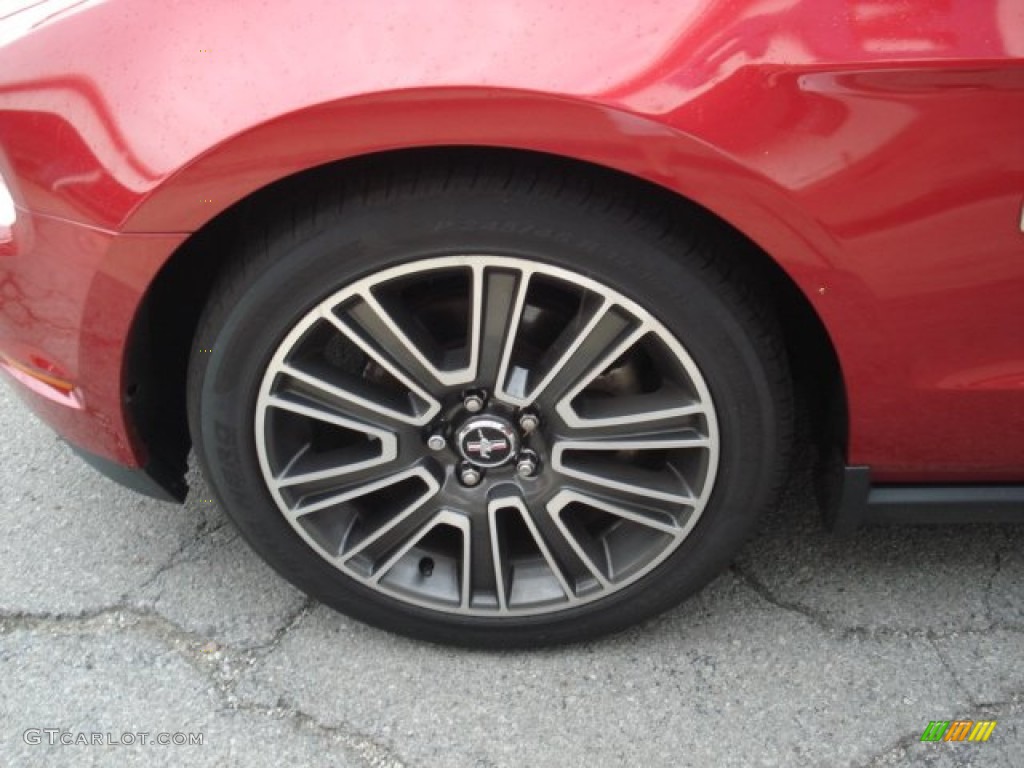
(230, 701, 407, 768)
(730, 563, 1024, 641)
(730, 563, 840, 633)
(927, 635, 979, 708)
(132, 520, 209, 596)
(733, 560, 1024, 767)
(983, 546, 1003, 630)
(856, 729, 923, 768)
(0, 600, 403, 768)
(243, 597, 317, 656)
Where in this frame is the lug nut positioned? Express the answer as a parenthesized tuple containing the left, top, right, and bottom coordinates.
(516, 450, 540, 478)
(458, 464, 482, 487)
(518, 411, 540, 434)
(462, 390, 486, 413)
(427, 433, 447, 451)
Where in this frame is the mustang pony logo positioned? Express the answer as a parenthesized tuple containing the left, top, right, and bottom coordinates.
(465, 430, 509, 460)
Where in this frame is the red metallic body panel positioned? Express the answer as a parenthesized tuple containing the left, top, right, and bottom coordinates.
(0, 0, 1021, 480)
(0, 207, 186, 464)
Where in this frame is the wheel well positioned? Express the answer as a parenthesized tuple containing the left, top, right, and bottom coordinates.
(125, 146, 847, 495)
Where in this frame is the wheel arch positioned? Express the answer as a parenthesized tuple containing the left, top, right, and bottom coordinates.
(121, 88, 847, 276)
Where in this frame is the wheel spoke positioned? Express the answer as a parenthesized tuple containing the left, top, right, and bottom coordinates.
(321, 299, 446, 393)
(260, 391, 399, 479)
(556, 404, 708, 440)
(342, 288, 475, 388)
(262, 391, 397, 439)
(272, 446, 400, 491)
(287, 313, 441, 427)
(488, 495, 580, 607)
(485, 503, 510, 612)
(547, 489, 688, 584)
(290, 465, 438, 519)
(369, 510, 472, 609)
(278, 363, 422, 432)
(475, 265, 528, 388)
(551, 431, 709, 505)
(545, 494, 612, 591)
(504, 295, 615, 406)
(549, 488, 686, 537)
(559, 392, 708, 434)
(446, 508, 502, 611)
(530, 312, 646, 408)
(553, 325, 712, 430)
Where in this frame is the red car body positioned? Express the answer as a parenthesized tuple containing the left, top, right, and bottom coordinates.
(0, 1, 1022, 507)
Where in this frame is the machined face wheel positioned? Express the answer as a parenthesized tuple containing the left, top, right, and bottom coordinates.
(254, 256, 719, 616)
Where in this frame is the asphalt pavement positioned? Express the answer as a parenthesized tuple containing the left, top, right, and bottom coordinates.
(1, 379, 1021, 767)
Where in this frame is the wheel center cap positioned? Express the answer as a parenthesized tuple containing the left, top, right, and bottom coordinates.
(456, 417, 519, 468)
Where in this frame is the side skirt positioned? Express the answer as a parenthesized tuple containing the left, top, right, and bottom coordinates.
(823, 465, 1024, 534)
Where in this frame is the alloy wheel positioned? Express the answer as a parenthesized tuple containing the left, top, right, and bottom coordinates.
(254, 255, 719, 616)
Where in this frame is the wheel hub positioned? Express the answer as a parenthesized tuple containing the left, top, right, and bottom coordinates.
(455, 415, 520, 468)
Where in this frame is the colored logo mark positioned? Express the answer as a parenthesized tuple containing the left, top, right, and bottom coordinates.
(920, 720, 997, 742)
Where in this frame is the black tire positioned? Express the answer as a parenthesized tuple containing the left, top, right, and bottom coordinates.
(187, 157, 792, 647)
